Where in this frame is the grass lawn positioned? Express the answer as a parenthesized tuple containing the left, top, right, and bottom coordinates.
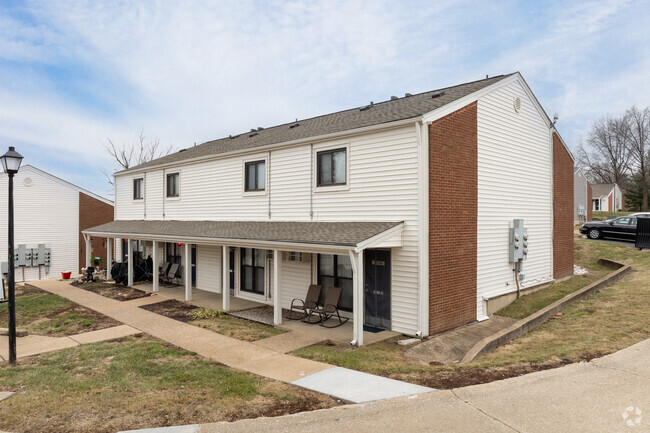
(141, 300, 285, 342)
(294, 237, 650, 388)
(0, 285, 119, 336)
(591, 210, 635, 220)
(0, 336, 337, 433)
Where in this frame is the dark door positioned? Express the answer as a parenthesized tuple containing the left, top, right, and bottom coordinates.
(364, 249, 391, 329)
(122, 239, 128, 262)
(229, 248, 235, 294)
(191, 245, 197, 287)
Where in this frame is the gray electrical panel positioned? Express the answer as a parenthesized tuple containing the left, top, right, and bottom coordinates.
(16, 244, 27, 267)
(0, 262, 6, 274)
(36, 244, 47, 266)
(509, 219, 528, 279)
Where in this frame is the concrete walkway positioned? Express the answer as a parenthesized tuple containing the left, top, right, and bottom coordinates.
(194, 337, 650, 433)
(30, 279, 433, 403)
(0, 325, 141, 360)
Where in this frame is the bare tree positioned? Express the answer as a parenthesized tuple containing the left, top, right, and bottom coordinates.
(577, 115, 632, 188)
(102, 132, 174, 186)
(624, 106, 650, 211)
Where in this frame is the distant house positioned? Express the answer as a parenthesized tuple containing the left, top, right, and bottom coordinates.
(84, 72, 574, 345)
(574, 168, 592, 222)
(591, 183, 624, 213)
(0, 165, 114, 282)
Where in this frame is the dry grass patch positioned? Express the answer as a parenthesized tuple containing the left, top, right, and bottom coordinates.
(295, 237, 650, 388)
(0, 336, 338, 433)
(72, 281, 150, 301)
(141, 300, 285, 341)
(0, 285, 119, 337)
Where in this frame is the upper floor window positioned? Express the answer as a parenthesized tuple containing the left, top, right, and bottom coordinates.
(166, 172, 179, 198)
(133, 178, 143, 200)
(245, 160, 265, 191)
(317, 148, 346, 186)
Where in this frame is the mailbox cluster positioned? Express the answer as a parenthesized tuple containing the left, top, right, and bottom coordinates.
(1, 244, 51, 275)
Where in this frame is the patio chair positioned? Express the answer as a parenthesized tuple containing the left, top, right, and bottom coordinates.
(286, 284, 322, 320)
(163, 263, 180, 285)
(304, 286, 349, 328)
(159, 262, 171, 282)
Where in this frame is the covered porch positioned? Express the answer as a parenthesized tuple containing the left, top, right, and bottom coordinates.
(82, 219, 404, 346)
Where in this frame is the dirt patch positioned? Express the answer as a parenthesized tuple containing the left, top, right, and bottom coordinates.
(393, 351, 607, 389)
(15, 284, 49, 297)
(223, 391, 337, 422)
(140, 299, 196, 322)
(72, 281, 151, 301)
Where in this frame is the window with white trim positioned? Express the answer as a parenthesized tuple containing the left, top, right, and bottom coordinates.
(245, 160, 265, 191)
(133, 178, 143, 200)
(317, 148, 346, 186)
(166, 172, 179, 197)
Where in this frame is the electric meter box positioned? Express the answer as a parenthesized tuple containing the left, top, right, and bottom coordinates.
(509, 219, 529, 263)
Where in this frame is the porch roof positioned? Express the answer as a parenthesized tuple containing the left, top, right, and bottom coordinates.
(83, 219, 404, 251)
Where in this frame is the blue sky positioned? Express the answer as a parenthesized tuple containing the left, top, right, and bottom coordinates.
(1, 0, 649, 198)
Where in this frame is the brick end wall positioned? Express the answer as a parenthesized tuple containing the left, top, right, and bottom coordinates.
(587, 183, 593, 221)
(429, 102, 478, 335)
(79, 192, 114, 270)
(553, 133, 574, 279)
(608, 194, 613, 212)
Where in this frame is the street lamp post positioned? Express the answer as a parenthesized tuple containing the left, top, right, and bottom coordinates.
(1, 147, 24, 365)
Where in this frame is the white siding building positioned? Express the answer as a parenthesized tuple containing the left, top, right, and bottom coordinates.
(85, 72, 575, 345)
(1, 165, 113, 283)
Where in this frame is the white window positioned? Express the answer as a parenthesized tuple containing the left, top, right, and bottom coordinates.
(166, 172, 179, 198)
(317, 148, 347, 186)
(133, 178, 143, 200)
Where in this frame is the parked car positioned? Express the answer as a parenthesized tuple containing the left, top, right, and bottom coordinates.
(580, 216, 642, 241)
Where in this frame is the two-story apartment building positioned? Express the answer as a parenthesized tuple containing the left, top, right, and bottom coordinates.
(84, 72, 574, 345)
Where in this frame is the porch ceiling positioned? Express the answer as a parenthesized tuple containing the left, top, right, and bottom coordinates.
(83, 219, 403, 251)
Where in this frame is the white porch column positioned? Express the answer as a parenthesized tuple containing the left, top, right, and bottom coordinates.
(116, 238, 122, 262)
(106, 238, 112, 280)
(184, 242, 191, 301)
(273, 249, 282, 325)
(152, 240, 159, 292)
(127, 239, 134, 287)
(84, 235, 91, 270)
(350, 250, 365, 346)
(222, 245, 230, 311)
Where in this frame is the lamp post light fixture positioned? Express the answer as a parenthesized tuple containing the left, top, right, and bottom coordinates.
(1, 146, 24, 365)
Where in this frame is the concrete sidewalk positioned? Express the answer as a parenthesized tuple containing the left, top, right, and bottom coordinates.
(195, 337, 650, 433)
(30, 279, 433, 402)
(0, 325, 141, 360)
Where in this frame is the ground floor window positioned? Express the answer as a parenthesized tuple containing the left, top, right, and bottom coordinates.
(593, 199, 600, 211)
(166, 243, 181, 264)
(241, 248, 265, 295)
(317, 254, 353, 311)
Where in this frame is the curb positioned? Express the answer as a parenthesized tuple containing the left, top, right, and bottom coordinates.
(461, 259, 632, 363)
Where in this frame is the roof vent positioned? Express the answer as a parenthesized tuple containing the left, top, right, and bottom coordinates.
(229, 134, 240, 139)
(390, 96, 398, 101)
(257, 127, 264, 131)
(431, 91, 445, 98)
(178, 148, 186, 153)
(405, 93, 412, 97)
(249, 132, 258, 137)
(23, 177, 33, 187)
(290, 123, 300, 129)
(513, 97, 521, 113)
(359, 101, 374, 111)
(250, 128, 256, 132)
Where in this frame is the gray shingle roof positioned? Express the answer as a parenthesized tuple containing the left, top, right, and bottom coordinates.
(591, 183, 615, 198)
(83, 220, 403, 247)
(122, 74, 513, 173)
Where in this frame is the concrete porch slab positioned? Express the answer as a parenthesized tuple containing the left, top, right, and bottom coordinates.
(291, 366, 434, 403)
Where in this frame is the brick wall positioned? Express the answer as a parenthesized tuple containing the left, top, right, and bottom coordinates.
(587, 183, 593, 221)
(553, 132, 574, 279)
(429, 102, 478, 335)
(608, 194, 613, 212)
(79, 192, 114, 270)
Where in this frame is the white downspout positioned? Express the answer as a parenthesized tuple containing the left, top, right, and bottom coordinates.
(416, 120, 430, 337)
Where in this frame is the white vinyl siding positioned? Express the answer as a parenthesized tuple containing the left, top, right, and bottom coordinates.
(196, 244, 222, 293)
(0, 167, 80, 281)
(145, 170, 164, 219)
(115, 174, 144, 220)
(116, 125, 420, 335)
(476, 80, 554, 318)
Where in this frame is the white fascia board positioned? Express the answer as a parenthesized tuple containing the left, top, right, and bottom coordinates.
(14, 165, 114, 206)
(81, 229, 354, 254)
(115, 117, 419, 178)
(421, 73, 521, 124)
(354, 223, 404, 252)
